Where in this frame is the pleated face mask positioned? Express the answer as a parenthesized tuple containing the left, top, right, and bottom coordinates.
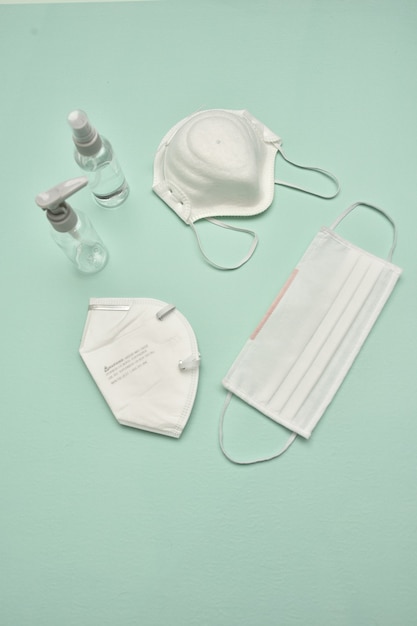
(153, 109, 340, 270)
(79, 298, 200, 438)
(219, 203, 402, 464)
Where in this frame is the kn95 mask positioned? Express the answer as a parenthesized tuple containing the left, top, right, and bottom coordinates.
(153, 108, 340, 270)
(79, 298, 200, 438)
(219, 202, 402, 464)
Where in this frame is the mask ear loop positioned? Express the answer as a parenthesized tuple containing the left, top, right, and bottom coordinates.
(189, 219, 259, 271)
(329, 201, 398, 262)
(275, 147, 340, 199)
(219, 391, 297, 465)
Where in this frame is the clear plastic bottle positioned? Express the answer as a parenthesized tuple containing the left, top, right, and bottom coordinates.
(36, 177, 109, 274)
(50, 209, 108, 273)
(68, 110, 129, 210)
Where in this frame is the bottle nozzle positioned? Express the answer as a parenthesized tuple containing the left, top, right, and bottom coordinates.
(68, 110, 95, 142)
(68, 109, 102, 156)
(35, 176, 88, 213)
(35, 176, 88, 233)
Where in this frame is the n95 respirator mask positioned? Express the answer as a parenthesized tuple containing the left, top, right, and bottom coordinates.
(219, 203, 402, 464)
(153, 108, 340, 270)
(79, 298, 200, 438)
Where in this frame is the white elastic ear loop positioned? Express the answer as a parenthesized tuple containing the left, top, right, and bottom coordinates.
(219, 392, 297, 465)
(189, 219, 259, 271)
(330, 201, 398, 262)
(275, 147, 340, 199)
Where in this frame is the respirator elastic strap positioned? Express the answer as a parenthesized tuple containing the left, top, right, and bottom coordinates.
(189, 218, 259, 271)
(275, 146, 340, 199)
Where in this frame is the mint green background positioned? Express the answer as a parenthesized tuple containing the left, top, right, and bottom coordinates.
(1, 1, 416, 624)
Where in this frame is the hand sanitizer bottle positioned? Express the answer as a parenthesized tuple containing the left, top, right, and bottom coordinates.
(68, 110, 129, 209)
(36, 177, 109, 273)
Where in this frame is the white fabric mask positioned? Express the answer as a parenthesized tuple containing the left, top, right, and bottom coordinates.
(79, 298, 200, 438)
(219, 202, 402, 464)
(153, 108, 340, 269)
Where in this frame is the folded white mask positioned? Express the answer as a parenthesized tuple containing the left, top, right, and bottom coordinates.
(153, 108, 340, 269)
(79, 298, 200, 438)
(220, 202, 402, 464)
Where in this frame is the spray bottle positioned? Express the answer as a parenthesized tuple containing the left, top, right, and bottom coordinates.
(68, 109, 129, 209)
(35, 177, 109, 274)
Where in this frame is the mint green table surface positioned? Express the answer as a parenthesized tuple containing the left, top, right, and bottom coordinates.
(1, 1, 416, 624)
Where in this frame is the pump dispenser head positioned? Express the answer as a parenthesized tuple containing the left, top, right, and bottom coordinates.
(68, 110, 103, 156)
(36, 176, 88, 232)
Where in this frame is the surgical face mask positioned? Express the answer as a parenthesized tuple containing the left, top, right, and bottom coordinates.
(153, 108, 340, 270)
(219, 202, 402, 464)
(79, 298, 200, 438)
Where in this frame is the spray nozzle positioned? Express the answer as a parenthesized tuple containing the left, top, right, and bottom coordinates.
(35, 176, 88, 233)
(68, 110, 102, 156)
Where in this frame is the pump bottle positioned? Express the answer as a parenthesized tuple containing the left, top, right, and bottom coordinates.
(36, 177, 109, 274)
(68, 109, 129, 209)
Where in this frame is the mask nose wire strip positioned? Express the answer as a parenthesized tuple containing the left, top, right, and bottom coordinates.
(88, 304, 131, 311)
(219, 391, 298, 465)
(275, 147, 340, 199)
(189, 219, 259, 271)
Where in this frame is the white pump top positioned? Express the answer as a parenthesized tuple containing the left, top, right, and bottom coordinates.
(35, 176, 88, 232)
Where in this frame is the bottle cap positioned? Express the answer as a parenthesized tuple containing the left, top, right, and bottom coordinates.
(35, 176, 88, 233)
(68, 110, 103, 156)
